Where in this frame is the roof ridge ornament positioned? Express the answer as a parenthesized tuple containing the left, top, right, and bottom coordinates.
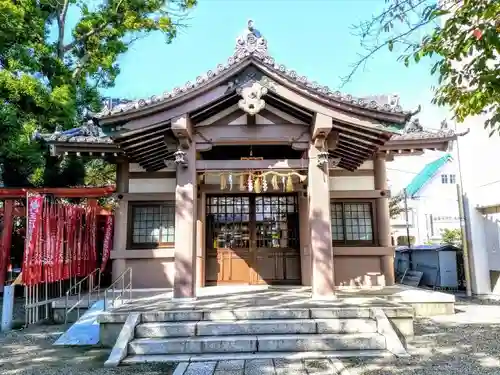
(235, 19, 268, 58)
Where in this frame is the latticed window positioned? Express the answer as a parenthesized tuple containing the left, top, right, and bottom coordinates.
(129, 202, 175, 248)
(330, 201, 374, 245)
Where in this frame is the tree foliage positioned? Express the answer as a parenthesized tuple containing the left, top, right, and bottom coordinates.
(84, 159, 116, 187)
(347, 0, 500, 132)
(0, 0, 196, 187)
(441, 228, 462, 247)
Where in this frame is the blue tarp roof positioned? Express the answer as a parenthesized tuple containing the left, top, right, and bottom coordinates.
(396, 244, 459, 252)
(405, 153, 452, 198)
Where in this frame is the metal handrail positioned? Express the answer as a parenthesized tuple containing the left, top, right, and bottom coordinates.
(64, 268, 102, 324)
(103, 267, 132, 311)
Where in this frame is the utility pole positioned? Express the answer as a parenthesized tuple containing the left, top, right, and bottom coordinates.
(403, 188, 413, 268)
(403, 188, 411, 248)
(457, 183, 472, 297)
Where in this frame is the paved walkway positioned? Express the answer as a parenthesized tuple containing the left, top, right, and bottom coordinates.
(174, 358, 349, 375)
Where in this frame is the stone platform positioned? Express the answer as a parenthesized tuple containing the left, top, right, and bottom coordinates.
(92, 286, 434, 366)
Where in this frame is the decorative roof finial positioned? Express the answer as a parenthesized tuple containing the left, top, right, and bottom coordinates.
(235, 19, 268, 58)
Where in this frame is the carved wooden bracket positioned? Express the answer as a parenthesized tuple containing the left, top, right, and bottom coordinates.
(171, 114, 193, 150)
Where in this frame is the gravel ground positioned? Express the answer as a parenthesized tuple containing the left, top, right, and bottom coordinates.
(345, 298, 500, 375)
(0, 324, 175, 375)
(1, 296, 500, 374)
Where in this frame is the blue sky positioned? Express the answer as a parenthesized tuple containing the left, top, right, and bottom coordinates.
(100, 0, 448, 128)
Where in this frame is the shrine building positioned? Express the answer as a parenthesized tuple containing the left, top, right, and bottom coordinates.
(38, 21, 462, 299)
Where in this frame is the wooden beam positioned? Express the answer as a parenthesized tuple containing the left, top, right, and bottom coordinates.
(338, 131, 383, 148)
(311, 112, 333, 141)
(335, 145, 372, 160)
(117, 126, 169, 146)
(128, 142, 165, 158)
(120, 134, 165, 150)
(0, 186, 115, 199)
(200, 184, 306, 192)
(135, 150, 172, 165)
(332, 122, 391, 141)
(330, 190, 390, 199)
(171, 114, 193, 149)
(195, 159, 308, 171)
(327, 131, 339, 151)
(129, 171, 176, 179)
(329, 169, 374, 177)
(246, 114, 256, 126)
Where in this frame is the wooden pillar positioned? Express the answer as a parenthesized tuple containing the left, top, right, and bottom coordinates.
(195, 192, 205, 288)
(374, 153, 395, 286)
(308, 113, 335, 298)
(0, 200, 14, 293)
(299, 194, 311, 286)
(173, 115, 197, 299)
(112, 159, 129, 283)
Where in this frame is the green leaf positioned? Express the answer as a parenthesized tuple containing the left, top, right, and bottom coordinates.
(0, 0, 197, 187)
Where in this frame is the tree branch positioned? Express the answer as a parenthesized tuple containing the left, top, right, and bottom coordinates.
(341, 18, 431, 86)
(72, 54, 90, 80)
(63, 24, 109, 54)
(56, 0, 70, 59)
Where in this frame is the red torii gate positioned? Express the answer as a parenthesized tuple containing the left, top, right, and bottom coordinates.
(0, 186, 115, 291)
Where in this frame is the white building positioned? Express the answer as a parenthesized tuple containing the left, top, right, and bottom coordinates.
(391, 153, 460, 246)
(455, 118, 500, 296)
(437, 0, 500, 296)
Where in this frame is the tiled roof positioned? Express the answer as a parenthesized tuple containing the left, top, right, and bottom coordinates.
(33, 121, 113, 144)
(94, 20, 414, 119)
(405, 153, 453, 197)
(390, 118, 458, 141)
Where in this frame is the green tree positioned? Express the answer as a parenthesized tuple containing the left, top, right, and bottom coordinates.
(84, 159, 116, 187)
(346, 0, 500, 133)
(0, 0, 196, 187)
(441, 228, 462, 247)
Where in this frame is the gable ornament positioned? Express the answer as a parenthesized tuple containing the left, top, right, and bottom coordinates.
(237, 81, 267, 116)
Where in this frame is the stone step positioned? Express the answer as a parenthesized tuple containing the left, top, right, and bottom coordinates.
(122, 349, 394, 365)
(140, 307, 378, 322)
(128, 333, 386, 355)
(135, 318, 377, 338)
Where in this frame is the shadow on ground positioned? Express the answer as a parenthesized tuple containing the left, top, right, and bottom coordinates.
(0, 324, 175, 375)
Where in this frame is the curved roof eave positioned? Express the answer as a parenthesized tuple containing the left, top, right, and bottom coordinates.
(96, 20, 415, 126)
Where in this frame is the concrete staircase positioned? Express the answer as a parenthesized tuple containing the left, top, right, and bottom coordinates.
(108, 307, 409, 366)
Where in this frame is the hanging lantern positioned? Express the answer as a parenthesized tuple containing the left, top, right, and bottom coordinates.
(286, 175, 294, 192)
(239, 174, 245, 191)
(281, 176, 286, 191)
(247, 174, 253, 192)
(228, 173, 233, 191)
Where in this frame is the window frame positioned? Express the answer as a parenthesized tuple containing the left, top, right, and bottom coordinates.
(441, 174, 448, 184)
(449, 174, 456, 184)
(127, 201, 175, 249)
(330, 199, 377, 246)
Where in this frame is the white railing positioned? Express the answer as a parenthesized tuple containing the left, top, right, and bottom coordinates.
(25, 277, 81, 326)
(64, 268, 102, 324)
(103, 268, 132, 310)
